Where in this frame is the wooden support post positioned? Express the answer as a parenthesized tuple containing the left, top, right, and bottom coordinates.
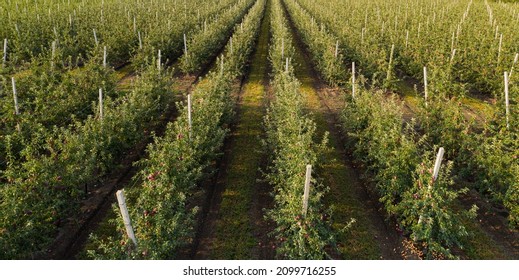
(352, 62, 356, 98)
(423, 66, 428, 107)
(285, 57, 289, 73)
(504, 72, 510, 129)
(230, 37, 233, 54)
(302, 165, 312, 218)
(116, 190, 137, 246)
(12, 77, 19, 115)
(334, 40, 339, 58)
(187, 94, 192, 139)
(432, 147, 445, 184)
(99, 88, 103, 120)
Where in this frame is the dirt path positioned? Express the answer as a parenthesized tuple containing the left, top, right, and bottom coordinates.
(281, 1, 409, 259)
(458, 189, 519, 259)
(193, 1, 274, 260)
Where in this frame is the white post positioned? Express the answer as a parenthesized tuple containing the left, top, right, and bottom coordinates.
(157, 49, 161, 71)
(504, 72, 510, 129)
(183, 33, 187, 55)
(509, 53, 518, 78)
(285, 57, 289, 72)
(431, 147, 445, 185)
(12, 77, 19, 115)
(99, 88, 103, 120)
(497, 33, 503, 64)
(116, 190, 138, 247)
(138, 31, 142, 49)
(187, 94, 192, 139)
(93, 29, 98, 46)
(302, 164, 312, 218)
(451, 31, 455, 52)
(334, 40, 339, 58)
(51, 41, 56, 69)
(386, 44, 395, 83)
(220, 55, 224, 74)
(352, 62, 356, 98)
(2, 38, 7, 66)
(281, 38, 284, 59)
(103, 46, 107, 68)
(405, 30, 409, 48)
(450, 48, 456, 64)
(423, 66, 428, 107)
(230, 37, 233, 54)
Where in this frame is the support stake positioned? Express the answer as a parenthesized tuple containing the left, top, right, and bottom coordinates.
(99, 88, 103, 120)
(93, 29, 98, 46)
(432, 147, 445, 184)
(352, 62, 356, 98)
(505, 72, 510, 129)
(423, 66, 428, 107)
(187, 94, 192, 139)
(157, 49, 161, 71)
(2, 38, 7, 66)
(183, 33, 187, 55)
(103, 46, 107, 68)
(138, 31, 142, 49)
(116, 190, 137, 246)
(12, 77, 19, 115)
(302, 165, 312, 218)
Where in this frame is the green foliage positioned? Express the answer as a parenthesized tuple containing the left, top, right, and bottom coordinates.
(399, 156, 477, 259)
(180, 0, 256, 74)
(87, 0, 266, 259)
(0, 61, 172, 259)
(262, 0, 336, 260)
(283, 0, 346, 86)
(340, 87, 476, 259)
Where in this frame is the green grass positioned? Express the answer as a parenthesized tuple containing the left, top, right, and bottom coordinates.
(209, 3, 270, 259)
(115, 63, 135, 91)
(76, 205, 119, 259)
